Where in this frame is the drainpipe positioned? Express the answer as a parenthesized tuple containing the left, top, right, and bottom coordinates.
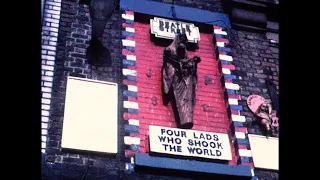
(41, 0, 45, 25)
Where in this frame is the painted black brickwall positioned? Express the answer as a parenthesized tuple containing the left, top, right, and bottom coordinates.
(151, 0, 224, 13)
(229, 29, 279, 180)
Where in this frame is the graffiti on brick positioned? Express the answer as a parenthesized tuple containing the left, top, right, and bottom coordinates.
(247, 95, 279, 137)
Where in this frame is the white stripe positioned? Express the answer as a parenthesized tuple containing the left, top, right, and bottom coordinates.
(42, 129, 48, 135)
(42, 136, 47, 142)
(232, 115, 246, 122)
(131, 157, 134, 164)
(122, 40, 136, 47)
(42, 149, 46, 153)
(42, 116, 49, 122)
(125, 164, 129, 170)
(216, 42, 225, 47)
(126, 27, 135, 33)
(251, 169, 255, 176)
(127, 55, 136, 61)
(124, 101, 139, 109)
(239, 149, 252, 157)
(122, 14, 134, 21)
(225, 83, 240, 90)
(128, 119, 139, 126)
(122, 69, 137, 76)
(124, 136, 140, 145)
(235, 132, 246, 139)
(214, 29, 227, 35)
(42, 142, 46, 148)
(128, 85, 138, 92)
(122, 13, 134, 20)
(219, 54, 233, 61)
(42, 123, 48, 129)
(228, 98, 238, 105)
(222, 68, 231, 74)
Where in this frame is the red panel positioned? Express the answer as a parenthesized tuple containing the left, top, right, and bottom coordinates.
(134, 22, 236, 163)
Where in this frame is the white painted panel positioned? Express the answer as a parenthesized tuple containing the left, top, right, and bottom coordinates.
(149, 125, 232, 161)
(61, 76, 118, 154)
(248, 134, 279, 170)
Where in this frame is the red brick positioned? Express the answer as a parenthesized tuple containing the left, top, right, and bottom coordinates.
(125, 150, 136, 157)
(126, 36, 135, 41)
(123, 79, 137, 86)
(213, 25, 222, 30)
(228, 94, 241, 100)
(235, 127, 247, 133)
(216, 38, 229, 44)
(221, 64, 236, 70)
(231, 110, 240, 115)
(125, 10, 134, 15)
(127, 97, 138, 102)
(122, 23, 134, 28)
(122, 49, 134, 55)
(123, 112, 139, 120)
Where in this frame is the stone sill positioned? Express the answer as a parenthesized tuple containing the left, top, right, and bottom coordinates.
(134, 153, 254, 179)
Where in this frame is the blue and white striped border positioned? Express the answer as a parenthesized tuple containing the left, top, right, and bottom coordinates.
(41, 0, 62, 154)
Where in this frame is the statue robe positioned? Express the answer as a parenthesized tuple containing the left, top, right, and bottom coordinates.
(162, 40, 200, 129)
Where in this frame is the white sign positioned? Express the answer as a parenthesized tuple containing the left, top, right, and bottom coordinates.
(150, 17, 201, 43)
(149, 125, 232, 161)
(248, 134, 279, 170)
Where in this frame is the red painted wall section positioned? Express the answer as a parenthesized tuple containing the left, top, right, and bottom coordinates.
(134, 22, 237, 165)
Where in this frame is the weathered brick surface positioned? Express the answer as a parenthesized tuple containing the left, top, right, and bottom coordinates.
(229, 30, 279, 137)
(151, 0, 224, 13)
(229, 30, 279, 179)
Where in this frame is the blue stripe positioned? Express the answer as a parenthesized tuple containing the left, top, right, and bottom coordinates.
(220, 60, 232, 64)
(124, 124, 139, 133)
(123, 59, 136, 66)
(230, 105, 243, 111)
(122, 31, 135, 37)
(226, 89, 235, 94)
(236, 138, 249, 145)
(123, 90, 138, 97)
(215, 34, 223, 38)
(239, 156, 253, 163)
(126, 75, 136, 81)
(129, 144, 140, 152)
(126, 46, 135, 52)
(120, 0, 231, 28)
(218, 47, 231, 52)
(233, 122, 243, 127)
(125, 19, 134, 24)
(134, 153, 253, 177)
(128, 108, 138, 114)
(224, 74, 237, 80)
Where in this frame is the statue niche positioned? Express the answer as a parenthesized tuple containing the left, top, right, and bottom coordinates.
(161, 33, 201, 129)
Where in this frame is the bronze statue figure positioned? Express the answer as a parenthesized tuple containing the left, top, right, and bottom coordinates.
(161, 33, 201, 129)
(86, 0, 116, 66)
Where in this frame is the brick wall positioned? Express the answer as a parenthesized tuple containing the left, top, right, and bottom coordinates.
(133, 21, 238, 165)
(229, 29, 279, 179)
(151, 0, 224, 13)
(43, 0, 126, 177)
